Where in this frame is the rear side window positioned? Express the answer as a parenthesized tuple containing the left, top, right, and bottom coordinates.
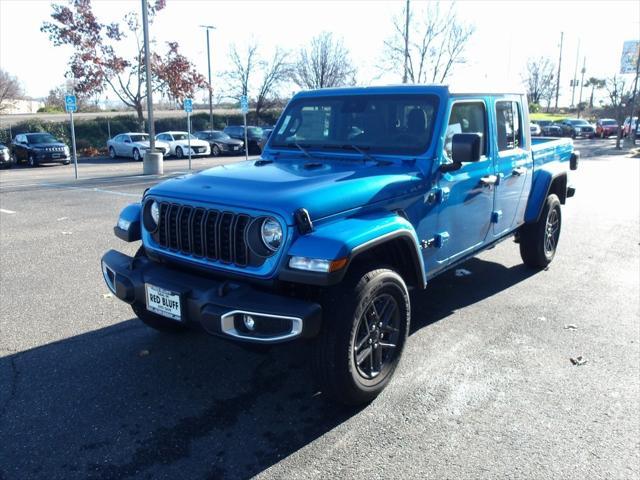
(445, 101, 487, 158)
(496, 101, 522, 151)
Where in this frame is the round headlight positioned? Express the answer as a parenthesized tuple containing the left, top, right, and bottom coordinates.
(151, 201, 160, 225)
(143, 200, 160, 232)
(260, 218, 282, 252)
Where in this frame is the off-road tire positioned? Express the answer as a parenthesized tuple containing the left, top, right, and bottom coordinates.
(519, 194, 562, 268)
(312, 268, 410, 405)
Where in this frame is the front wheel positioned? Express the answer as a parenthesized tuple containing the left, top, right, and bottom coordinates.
(175, 146, 184, 159)
(519, 194, 561, 268)
(312, 268, 410, 405)
(132, 148, 141, 161)
(28, 153, 37, 167)
(211, 144, 221, 157)
(109, 146, 116, 159)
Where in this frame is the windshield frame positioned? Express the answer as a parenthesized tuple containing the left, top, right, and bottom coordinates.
(269, 93, 440, 157)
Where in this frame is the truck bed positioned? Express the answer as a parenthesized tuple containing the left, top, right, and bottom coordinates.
(531, 136, 574, 170)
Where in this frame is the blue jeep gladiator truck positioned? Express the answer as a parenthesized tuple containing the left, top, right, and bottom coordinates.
(102, 85, 578, 405)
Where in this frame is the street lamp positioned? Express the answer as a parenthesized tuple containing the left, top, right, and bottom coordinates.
(200, 25, 216, 130)
(141, 0, 162, 174)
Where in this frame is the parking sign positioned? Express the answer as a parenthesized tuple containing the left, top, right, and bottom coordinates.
(184, 98, 193, 113)
(240, 95, 248, 114)
(65, 95, 77, 113)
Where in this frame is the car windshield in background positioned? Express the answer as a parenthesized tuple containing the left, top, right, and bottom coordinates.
(247, 127, 263, 137)
(601, 120, 617, 126)
(173, 133, 197, 141)
(270, 94, 439, 155)
(130, 134, 148, 142)
(209, 132, 231, 140)
(569, 120, 590, 126)
(27, 134, 58, 144)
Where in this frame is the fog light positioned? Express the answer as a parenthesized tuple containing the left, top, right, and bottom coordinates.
(243, 314, 256, 331)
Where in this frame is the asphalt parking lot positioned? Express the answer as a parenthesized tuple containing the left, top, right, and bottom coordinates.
(0, 139, 638, 479)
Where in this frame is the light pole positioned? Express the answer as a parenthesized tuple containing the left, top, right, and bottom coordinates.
(200, 25, 216, 130)
(141, 0, 162, 175)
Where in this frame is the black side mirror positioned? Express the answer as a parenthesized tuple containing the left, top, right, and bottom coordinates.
(439, 133, 483, 173)
(452, 133, 482, 163)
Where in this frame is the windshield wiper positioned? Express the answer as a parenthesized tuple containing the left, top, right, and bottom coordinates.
(292, 142, 313, 159)
(321, 144, 375, 162)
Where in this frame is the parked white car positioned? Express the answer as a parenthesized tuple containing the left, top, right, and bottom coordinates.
(107, 133, 170, 161)
(155, 131, 211, 158)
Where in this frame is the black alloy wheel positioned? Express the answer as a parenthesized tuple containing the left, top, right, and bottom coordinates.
(28, 153, 37, 167)
(211, 144, 221, 157)
(175, 146, 184, 159)
(352, 293, 402, 382)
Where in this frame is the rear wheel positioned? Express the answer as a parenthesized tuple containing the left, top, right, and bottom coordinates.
(519, 194, 561, 268)
(131, 247, 188, 333)
(312, 268, 410, 405)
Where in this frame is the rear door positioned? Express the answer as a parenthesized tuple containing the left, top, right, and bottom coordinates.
(492, 98, 532, 236)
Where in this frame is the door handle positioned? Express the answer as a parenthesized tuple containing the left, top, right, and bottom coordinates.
(512, 167, 527, 177)
(479, 175, 498, 186)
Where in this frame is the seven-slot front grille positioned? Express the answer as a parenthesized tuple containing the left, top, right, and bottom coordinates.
(155, 202, 253, 267)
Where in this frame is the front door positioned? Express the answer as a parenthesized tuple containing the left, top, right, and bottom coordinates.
(492, 99, 532, 236)
(432, 100, 495, 270)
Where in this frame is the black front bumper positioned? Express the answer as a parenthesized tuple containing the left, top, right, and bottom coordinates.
(101, 249, 322, 343)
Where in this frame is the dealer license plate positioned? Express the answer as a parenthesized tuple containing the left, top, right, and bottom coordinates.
(145, 284, 182, 321)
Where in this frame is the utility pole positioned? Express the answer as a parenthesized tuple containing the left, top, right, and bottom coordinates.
(555, 32, 563, 110)
(577, 56, 586, 118)
(200, 25, 216, 130)
(402, 0, 410, 84)
(571, 39, 580, 108)
(141, 0, 162, 174)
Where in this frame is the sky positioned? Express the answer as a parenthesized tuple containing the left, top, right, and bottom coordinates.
(1, 0, 639, 108)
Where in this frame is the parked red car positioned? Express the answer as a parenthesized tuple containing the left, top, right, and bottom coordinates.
(595, 119, 618, 138)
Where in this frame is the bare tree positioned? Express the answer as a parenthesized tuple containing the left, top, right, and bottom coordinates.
(0, 69, 23, 112)
(383, 2, 474, 84)
(224, 43, 260, 101)
(255, 48, 290, 123)
(524, 57, 556, 106)
(605, 75, 629, 149)
(292, 32, 357, 89)
(585, 77, 606, 108)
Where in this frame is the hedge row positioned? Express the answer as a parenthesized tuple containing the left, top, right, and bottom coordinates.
(0, 110, 281, 154)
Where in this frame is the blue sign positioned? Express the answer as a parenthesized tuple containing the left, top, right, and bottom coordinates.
(240, 95, 248, 114)
(184, 98, 193, 113)
(65, 95, 77, 113)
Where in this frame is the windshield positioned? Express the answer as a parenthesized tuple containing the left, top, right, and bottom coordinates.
(247, 127, 263, 137)
(270, 94, 439, 155)
(569, 120, 589, 126)
(130, 134, 148, 142)
(601, 120, 617, 126)
(172, 133, 197, 141)
(206, 132, 231, 140)
(27, 133, 58, 144)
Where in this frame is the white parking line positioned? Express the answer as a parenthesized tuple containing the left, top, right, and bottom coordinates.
(0, 208, 16, 214)
(40, 183, 142, 198)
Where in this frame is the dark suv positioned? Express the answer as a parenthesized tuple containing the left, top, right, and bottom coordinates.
(193, 130, 244, 157)
(558, 119, 595, 139)
(11, 133, 71, 167)
(223, 125, 264, 154)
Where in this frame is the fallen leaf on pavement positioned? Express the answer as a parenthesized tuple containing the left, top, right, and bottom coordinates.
(570, 356, 587, 366)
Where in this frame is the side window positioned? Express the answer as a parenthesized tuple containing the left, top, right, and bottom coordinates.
(496, 101, 522, 151)
(445, 101, 487, 158)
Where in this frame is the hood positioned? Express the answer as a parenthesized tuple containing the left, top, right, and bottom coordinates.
(133, 140, 169, 149)
(30, 142, 66, 148)
(174, 139, 208, 147)
(148, 157, 427, 225)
